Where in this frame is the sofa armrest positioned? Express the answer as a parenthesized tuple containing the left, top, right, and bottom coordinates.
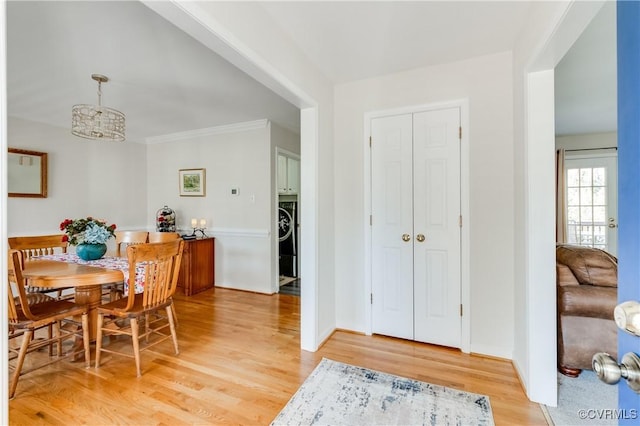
(558, 285, 617, 319)
(557, 263, 579, 286)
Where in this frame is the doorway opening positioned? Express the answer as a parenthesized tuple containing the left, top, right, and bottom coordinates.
(277, 147, 301, 297)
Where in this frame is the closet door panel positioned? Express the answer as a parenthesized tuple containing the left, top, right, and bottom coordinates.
(413, 108, 461, 347)
(371, 114, 414, 339)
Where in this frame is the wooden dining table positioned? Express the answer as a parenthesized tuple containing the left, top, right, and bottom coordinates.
(20, 258, 124, 340)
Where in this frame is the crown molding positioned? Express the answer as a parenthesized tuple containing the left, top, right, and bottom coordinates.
(145, 119, 270, 144)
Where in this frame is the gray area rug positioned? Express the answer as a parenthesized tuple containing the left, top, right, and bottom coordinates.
(271, 358, 494, 426)
(542, 371, 617, 425)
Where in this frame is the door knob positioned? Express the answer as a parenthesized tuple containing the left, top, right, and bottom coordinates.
(614, 300, 640, 336)
(416, 234, 425, 242)
(609, 217, 617, 228)
(592, 352, 640, 393)
(402, 234, 411, 242)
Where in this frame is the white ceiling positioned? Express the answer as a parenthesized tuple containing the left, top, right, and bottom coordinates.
(554, 1, 617, 136)
(259, 1, 533, 84)
(7, 1, 612, 142)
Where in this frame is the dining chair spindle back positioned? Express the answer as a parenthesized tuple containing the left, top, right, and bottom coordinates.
(114, 231, 149, 256)
(8, 234, 72, 299)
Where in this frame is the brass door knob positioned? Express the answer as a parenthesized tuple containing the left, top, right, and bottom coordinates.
(402, 234, 411, 242)
(416, 234, 425, 242)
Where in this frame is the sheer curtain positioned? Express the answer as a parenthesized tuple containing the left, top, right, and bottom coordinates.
(556, 148, 567, 243)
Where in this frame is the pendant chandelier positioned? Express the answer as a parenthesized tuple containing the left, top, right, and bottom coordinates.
(71, 74, 125, 141)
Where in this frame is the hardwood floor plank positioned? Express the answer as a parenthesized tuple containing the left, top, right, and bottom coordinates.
(9, 288, 547, 425)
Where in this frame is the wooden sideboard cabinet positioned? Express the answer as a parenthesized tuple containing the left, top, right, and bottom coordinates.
(177, 237, 215, 296)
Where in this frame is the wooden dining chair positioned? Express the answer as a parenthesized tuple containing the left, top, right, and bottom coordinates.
(8, 234, 72, 299)
(106, 231, 150, 301)
(147, 231, 180, 243)
(95, 239, 185, 376)
(8, 250, 91, 399)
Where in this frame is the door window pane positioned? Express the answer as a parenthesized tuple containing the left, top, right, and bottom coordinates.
(593, 186, 605, 205)
(567, 169, 580, 186)
(593, 167, 606, 186)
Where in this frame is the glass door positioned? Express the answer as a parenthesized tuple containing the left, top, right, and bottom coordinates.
(565, 153, 618, 255)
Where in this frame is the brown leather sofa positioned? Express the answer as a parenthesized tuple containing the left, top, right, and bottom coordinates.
(556, 244, 618, 377)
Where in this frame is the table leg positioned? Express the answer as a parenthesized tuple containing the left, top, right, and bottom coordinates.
(74, 284, 103, 340)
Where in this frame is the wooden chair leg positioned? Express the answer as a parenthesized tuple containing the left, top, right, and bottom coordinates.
(131, 318, 142, 377)
(95, 313, 104, 369)
(55, 321, 62, 357)
(167, 305, 179, 355)
(48, 324, 54, 356)
(170, 304, 179, 329)
(145, 313, 150, 343)
(10, 329, 33, 399)
(81, 313, 91, 368)
(109, 285, 123, 302)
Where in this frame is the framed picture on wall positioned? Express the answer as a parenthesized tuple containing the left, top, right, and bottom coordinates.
(179, 168, 206, 197)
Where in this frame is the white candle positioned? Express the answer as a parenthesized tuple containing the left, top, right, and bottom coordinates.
(200, 219, 207, 228)
(191, 218, 197, 227)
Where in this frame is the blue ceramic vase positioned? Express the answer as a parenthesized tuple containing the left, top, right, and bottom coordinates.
(76, 243, 107, 261)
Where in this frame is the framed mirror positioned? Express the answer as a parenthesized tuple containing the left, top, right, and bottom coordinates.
(8, 148, 48, 198)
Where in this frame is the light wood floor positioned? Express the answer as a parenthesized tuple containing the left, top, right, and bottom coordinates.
(9, 288, 548, 425)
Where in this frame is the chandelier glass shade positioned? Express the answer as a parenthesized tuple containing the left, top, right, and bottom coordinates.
(71, 74, 125, 141)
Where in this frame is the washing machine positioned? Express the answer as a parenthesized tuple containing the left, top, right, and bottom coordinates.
(278, 201, 297, 277)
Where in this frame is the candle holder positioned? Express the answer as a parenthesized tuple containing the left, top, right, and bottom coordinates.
(190, 226, 208, 238)
(188, 218, 208, 238)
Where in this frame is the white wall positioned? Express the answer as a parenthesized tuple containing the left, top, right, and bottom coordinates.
(334, 51, 515, 358)
(7, 117, 147, 237)
(146, 122, 275, 293)
(271, 122, 301, 156)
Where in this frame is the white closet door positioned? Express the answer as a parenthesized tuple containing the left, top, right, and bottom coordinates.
(412, 108, 461, 347)
(371, 114, 414, 339)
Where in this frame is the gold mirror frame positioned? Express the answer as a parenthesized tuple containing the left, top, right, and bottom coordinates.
(8, 148, 48, 198)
